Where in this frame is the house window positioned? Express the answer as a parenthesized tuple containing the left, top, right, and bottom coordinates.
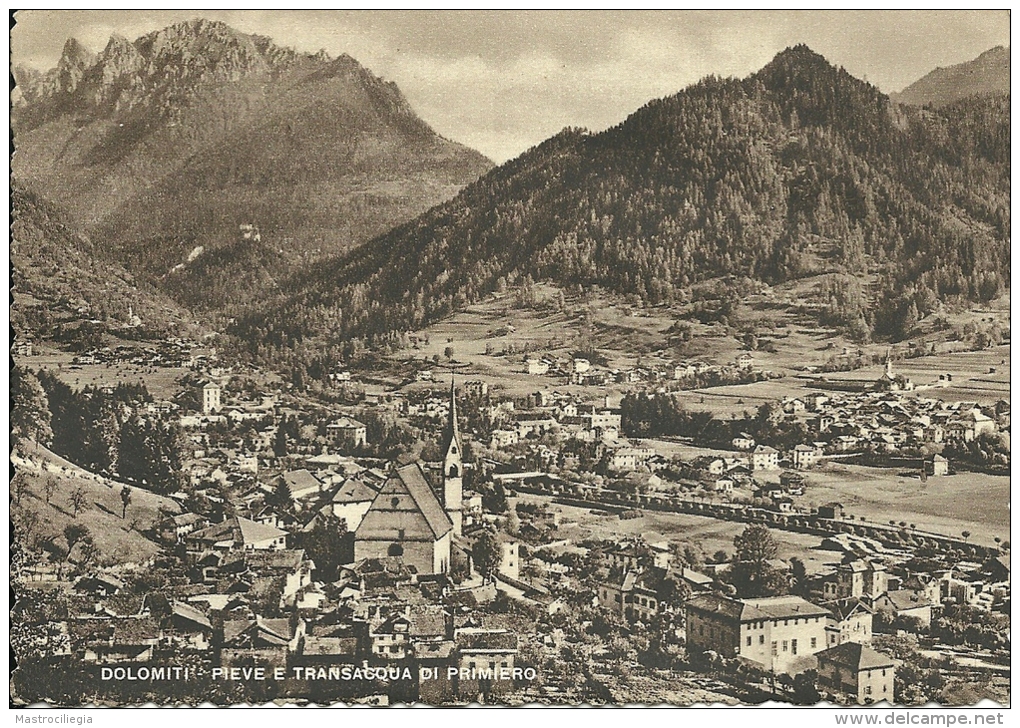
(771, 642, 778, 656)
(782, 641, 788, 652)
(865, 686, 872, 695)
(759, 635, 765, 645)
(811, 637, 817, 649)
(747, 636, 752, 647)
(881, 669, 886, 677)
(791, 639, 797, 655)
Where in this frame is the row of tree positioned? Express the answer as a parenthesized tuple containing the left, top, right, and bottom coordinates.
(12, 365, 185, 494)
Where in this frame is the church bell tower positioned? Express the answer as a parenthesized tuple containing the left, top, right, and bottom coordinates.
(442, 377, 463, 535)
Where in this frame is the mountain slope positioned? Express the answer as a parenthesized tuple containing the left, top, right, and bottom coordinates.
(12, 20, 492, 312)
(11, 185, 191, 339)
(231, 45, 1009, 358)
(891, 46, 1010, 107)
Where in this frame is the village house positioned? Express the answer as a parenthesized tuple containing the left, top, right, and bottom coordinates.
(326, 417, 368, 450)
(823, 598, 875, 647)
(686, 594, 830, 675)
(822, 560, 888, 601)
(453, 629, 519, 699)
(187, 516, 288, 552)
(927, 454, 950, 477)
(870, 590, 934, 627)
(816, 642, 895, 705)
(200, 380, 221, 414)
(790, 443, 823, 469)
(527, 358, 550, 375)
(331, 476, 379, 531)
(732, 433, 756, 451)
(751, 445, 780, 471)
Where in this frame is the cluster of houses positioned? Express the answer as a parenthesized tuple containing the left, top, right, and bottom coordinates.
(38, 389, 533, 703)
(774, 386, 1005, 455)
(524, 352, 760, 387)
(594, 533, 1009, 704)
(69, 338, 201, 369)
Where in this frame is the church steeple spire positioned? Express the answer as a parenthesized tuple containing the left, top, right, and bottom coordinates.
(442, 373, 463, 536)
(445, 375, 460, 446)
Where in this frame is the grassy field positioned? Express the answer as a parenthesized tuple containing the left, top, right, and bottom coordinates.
(517, 494, 841, 576)
(385, 282, 1010, 410)
(799, 463, 1009, 547)
(12, 444, 178, 566)
(20, 345, 189, 400)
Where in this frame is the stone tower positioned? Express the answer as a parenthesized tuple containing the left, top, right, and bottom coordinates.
(442, 377, 463, 535)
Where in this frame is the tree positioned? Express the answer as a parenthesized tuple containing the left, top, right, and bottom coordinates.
(11, 472, 28, 504)
(11, 366, 52, 449)
(267, 478, 292, 511)
(791, 670, 821, 705)
(63, 523, 90, 554)
(67, 486, 89, 519)
(301, 512, 349, 582)
(729, 524, 785, 598)
(473, 530, 502, 578)
(272, 427, 288, 458)
(790, 556, 808, 596)
(482, 480, 508, 514)
(44, 476, 58, 505)
(120, 485, 132, 519)
(961, 531, 971, 543)
(444, 346, 455, 360)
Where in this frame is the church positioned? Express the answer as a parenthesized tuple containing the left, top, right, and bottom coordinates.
(353, 380, 464, 574)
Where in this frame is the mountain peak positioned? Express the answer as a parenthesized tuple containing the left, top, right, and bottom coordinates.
(59, 37, 95, 66)
(56, 37, 96, 93)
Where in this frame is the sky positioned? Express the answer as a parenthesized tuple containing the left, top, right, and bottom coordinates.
(10, 10, 1011, 163)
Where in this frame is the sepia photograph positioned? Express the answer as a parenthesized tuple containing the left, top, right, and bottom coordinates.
(9, 10, 1010, 709)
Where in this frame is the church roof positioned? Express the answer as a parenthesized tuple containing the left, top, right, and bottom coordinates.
(397, 463, 454, 540)
(355, 463, 453, 542)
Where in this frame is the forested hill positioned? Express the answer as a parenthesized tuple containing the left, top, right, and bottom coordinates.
(11, 185, 191, 339)
(892, 46, 1010, 107)
(232, 45, 1009, 357)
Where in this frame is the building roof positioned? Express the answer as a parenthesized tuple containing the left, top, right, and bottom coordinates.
(245, 548, 306, 572)
(171, 601, 212, 631)
(688, 594, 830, 622)
(281, 469, 321, 493)
(408, 606, 447, 638)
(332, 477, 378, 504)
(303, 636, 358, 656)
(816, 642, 894, 671)
(824, 598, 874, 622)
(877, 589, 932, 612)
(236, 516, 287, 545)
(455, 629, 518, 652)
(328, 417, 366, 429)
